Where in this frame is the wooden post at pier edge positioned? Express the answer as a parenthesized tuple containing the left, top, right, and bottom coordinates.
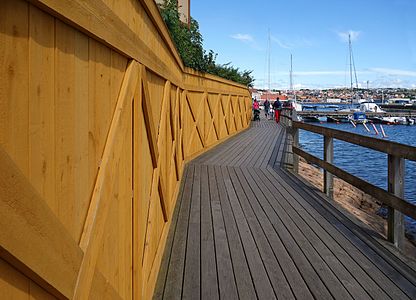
(324, 136, 334, 199)
(387, 154, 405, 250)
(292, 110, 299, 173)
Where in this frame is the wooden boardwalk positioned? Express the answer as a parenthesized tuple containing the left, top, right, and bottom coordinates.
(153, 118, 416, 299)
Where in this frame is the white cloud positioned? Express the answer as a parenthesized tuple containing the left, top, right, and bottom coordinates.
(270, 36, 292, 49)
(230, 33, 262, 50)
(294, 71, 346, 76)
(270, 35, 315, 49)
(230, 33, 254, 42)
(369, 68, 416, 77)
(337, 30, 361, 43)
(254, 68, 416, 89)
(270, 70, 371, 77)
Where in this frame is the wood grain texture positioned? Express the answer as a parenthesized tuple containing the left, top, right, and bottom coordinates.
(0, 0, 29, 176)
(73, 60, 139, 299)
(155, 118, 416, 300)
(0, 1, 251, 299)
(0, 146, 82, 298)
(28, 5, 56, 207)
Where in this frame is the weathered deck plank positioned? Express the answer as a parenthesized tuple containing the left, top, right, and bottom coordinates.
(154, 117, 416, 300)
(200, 164, 219, 300)
(215, 166, 257, 300)
(182, 165, 201, 299)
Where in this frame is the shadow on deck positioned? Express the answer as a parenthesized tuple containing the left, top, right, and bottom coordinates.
(153, 118, 416, 299)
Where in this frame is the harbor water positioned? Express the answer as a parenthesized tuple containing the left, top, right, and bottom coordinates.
(299, 120, 416, 241)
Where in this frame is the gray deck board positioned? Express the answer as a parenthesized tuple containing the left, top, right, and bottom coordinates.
(271, 167, 416, 299)
(182, 165, 201, 299)
(215, 166, 257, 300)
(200, 164, 219, 300)
(208, 165, 239, 299)
(255, 168, 390, 300)
(154, 117, 416, 300)
(226, 166, 296, 299)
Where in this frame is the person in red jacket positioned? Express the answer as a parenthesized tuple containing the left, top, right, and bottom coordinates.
(252, 99, 260, 121)
(273, 98, 282, 123)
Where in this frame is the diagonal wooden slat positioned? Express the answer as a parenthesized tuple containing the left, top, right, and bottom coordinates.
(220, 94, 230, 136)
(171, 139, 179, 180)
(173, 87, 181, 170)
(185, 92, 205, 154)
(155, 80, 172, 222)
(74, 60, 139, 300)
(168, 86, 176, 144)
(229, 95, 238, 132)
(193, 94, 206, 146)
(214, 94, 222, 135)
(237, 97, 244, 128)
(0, 146, 122, 300)
(244, 97, 250, 125)
(0, 146, 82, 299)
(205, 93, 220, 141)
(141, 65, 159, 168)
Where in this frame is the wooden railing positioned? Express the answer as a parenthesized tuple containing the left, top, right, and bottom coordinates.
(0, 0, 251, 299)
(281, 109, 416, 251)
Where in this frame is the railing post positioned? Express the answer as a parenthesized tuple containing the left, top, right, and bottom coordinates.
(387, 154, 405, 250)
(292, 110, 299, 173)
(324, 136, 334, 199)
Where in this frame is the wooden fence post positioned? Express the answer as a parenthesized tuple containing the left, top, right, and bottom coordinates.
(324, 136, 334, 199)
(387, 154, 405, 250)
(292, 110, 299, 174)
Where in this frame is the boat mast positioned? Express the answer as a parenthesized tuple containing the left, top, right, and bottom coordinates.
(290, 54, 296, 101)
(349, 33, 354, 93)
(268, 28, 271, 100)
(290, 54, 293, 92)
(348, 33, 359, 102)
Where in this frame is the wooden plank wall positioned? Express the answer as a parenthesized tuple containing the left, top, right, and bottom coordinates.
(0, 0, 251, 299)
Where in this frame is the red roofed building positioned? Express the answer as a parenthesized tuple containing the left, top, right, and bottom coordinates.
(259, 93, 288, 103)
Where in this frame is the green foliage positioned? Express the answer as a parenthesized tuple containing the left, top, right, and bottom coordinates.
(158, 0, 254, 87)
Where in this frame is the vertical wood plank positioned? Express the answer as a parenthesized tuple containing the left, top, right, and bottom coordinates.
(54, 21, 90, 241)
(73, 30, 90, 242)
(387, 154, 405, 250)
(55, 20, 76, 235)
(28, 5, 56, 206)
(88, 38, 113, 197)
(292, 111, 299, 173)
(0, 0, 29, 175)
(324, 136, 334, 199)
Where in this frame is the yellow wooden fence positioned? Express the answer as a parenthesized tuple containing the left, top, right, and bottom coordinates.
(0, 0, 251, 299)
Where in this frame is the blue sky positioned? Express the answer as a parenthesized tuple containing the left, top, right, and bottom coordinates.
(191, 0, 416, 89)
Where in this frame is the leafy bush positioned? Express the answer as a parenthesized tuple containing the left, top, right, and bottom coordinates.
(158, 0, 254, 87)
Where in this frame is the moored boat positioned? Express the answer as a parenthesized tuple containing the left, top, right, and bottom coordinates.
(349, 111, 366, 123)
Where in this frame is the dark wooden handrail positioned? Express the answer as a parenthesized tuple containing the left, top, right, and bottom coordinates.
(293, 146, 416, 220)
(281, 108, 415, 250)
(293, 120, 416, 161)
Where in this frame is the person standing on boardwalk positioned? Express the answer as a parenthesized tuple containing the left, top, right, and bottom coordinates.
(273, 98, 282, 123)
(252, 99, 260, 121)
(264, 99, 270, 118)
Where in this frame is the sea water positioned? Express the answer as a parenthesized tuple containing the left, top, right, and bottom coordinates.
(299, 122, 416, 240)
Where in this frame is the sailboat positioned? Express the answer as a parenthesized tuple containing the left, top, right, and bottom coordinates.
(347, 33, 368, 105)
(287, 54, 302, 111)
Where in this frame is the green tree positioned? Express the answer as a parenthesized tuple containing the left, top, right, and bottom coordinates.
(158, 0, 254, 87)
